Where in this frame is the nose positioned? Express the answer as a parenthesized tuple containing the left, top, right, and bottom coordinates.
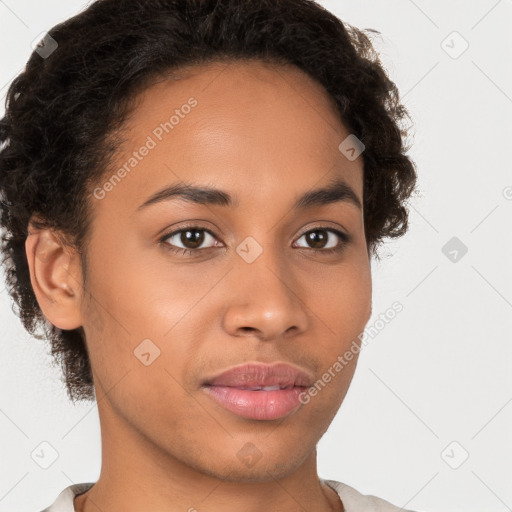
(221, 243, 309, 341)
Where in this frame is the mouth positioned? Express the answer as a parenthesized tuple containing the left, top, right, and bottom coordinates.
(201, 362, 313, 420)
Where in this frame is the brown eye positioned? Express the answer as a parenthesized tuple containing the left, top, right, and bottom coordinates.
(304, 230, 328, 249)
(177, 229, 205, 249)
(160, 227, 220, 254)
(295, 228, 348, 252)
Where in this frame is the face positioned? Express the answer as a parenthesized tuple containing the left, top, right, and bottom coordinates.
(46, 60, 372, 482)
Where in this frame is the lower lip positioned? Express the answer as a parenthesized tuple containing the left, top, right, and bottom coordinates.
(203, 385, 307, 420)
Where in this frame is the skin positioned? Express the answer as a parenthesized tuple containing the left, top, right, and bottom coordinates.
(25, 59, 372, 512)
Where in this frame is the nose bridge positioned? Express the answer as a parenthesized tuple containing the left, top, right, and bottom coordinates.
(222, 232, 308, 339)
(236, 230, 292, 293)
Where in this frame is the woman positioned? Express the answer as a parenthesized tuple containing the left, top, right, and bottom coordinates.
(0, 0, 418, 510)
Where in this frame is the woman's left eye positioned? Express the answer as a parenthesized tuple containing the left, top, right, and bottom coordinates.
(294, 228, 349, 254)
(159, 226, 349, 257)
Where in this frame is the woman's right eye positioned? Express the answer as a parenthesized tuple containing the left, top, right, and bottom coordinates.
(159, 227, 222, 256)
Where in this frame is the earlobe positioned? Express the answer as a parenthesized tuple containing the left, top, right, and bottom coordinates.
(25, 224, 84, 331)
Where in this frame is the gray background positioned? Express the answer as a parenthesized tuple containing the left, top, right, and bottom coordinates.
(1, 1, 511, 511)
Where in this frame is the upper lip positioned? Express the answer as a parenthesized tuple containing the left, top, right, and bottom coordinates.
(202, 362, 314, 389)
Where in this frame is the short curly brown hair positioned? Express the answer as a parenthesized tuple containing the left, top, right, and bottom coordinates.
(0, 0, 417, 404)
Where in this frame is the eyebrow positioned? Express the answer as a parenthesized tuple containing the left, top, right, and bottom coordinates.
(136, 176, 362, 212)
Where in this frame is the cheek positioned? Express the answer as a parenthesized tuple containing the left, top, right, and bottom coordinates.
(304, 258, 370, 397)
(309, 256, 372, 339)
(83, 293, 196, 437)
(80, 249, 209, 406)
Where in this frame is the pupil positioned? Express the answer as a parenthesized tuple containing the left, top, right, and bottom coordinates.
(181, 230, 204, 249)
(307, 230, 326, 249)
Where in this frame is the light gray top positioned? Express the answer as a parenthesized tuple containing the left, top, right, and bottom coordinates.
(40, 479, 417, 512)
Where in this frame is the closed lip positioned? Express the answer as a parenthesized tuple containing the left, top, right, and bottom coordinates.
(202, 362, 314, 389)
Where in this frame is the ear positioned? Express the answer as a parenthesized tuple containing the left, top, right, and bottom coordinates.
(25, 220, 84, 330)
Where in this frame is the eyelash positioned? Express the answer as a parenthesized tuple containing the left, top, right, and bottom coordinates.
(158, 224, 351, 257)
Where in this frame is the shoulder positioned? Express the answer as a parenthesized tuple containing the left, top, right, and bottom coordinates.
(39, 483, 94, 512)
(322, 478, 419, 512)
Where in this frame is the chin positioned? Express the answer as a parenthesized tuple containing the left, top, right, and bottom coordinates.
(192, 442, 310, 483)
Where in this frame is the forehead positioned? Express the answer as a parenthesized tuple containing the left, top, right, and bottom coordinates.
(97, 59, 363, 214)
